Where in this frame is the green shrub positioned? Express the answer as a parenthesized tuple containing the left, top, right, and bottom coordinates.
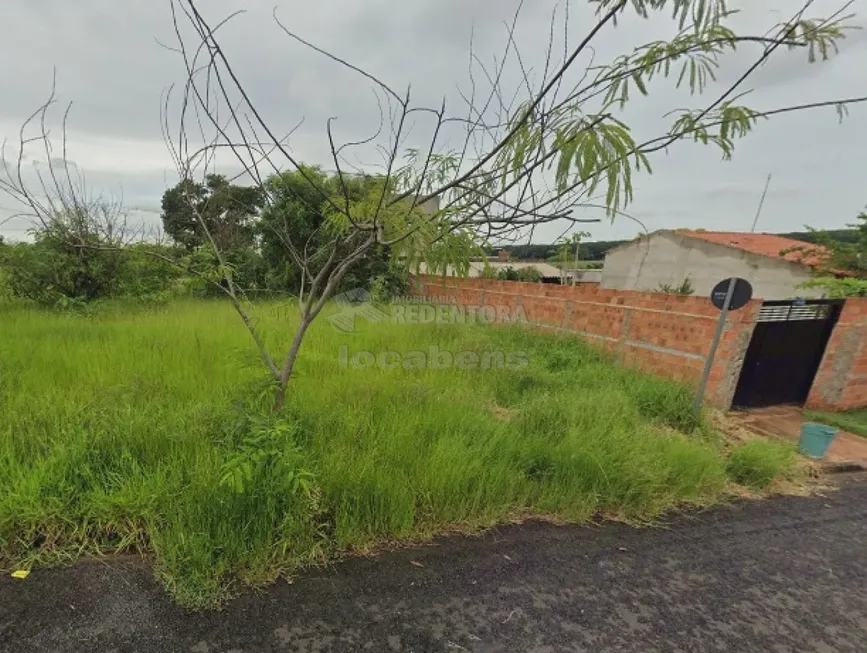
(0, 266, 13, 304)
(366, 255, 409, 302)
(658, 277, 695, 295)
(630, 376, 702, 433)
(0, 239, 184, 307)
(115, 244, 185, 299)
(726, 441, 797, 490)
(496, 266, 521, 281)
(800, 277, 867, 298)
(0, 236, 125, 305)
(517, 266, 543, 283)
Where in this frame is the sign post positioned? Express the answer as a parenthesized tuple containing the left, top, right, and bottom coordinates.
(694, 277, 753, 413)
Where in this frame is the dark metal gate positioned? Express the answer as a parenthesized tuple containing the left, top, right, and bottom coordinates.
(732, 299, 843, 409)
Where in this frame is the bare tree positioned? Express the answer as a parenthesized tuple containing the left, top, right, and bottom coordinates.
(0, 77, 130, 251)
(0, 79, 138, 303)
(4, 0, 866, 411)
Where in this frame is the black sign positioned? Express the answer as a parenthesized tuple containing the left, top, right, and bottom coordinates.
(711, 277, 753, 311)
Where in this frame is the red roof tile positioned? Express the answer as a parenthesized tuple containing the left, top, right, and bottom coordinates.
(675, 230, 829, 267)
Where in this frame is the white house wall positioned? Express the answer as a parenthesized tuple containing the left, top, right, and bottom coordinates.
(601, 232, 821, 300)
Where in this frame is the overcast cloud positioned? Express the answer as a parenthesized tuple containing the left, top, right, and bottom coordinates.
(1, 0, 865, 243)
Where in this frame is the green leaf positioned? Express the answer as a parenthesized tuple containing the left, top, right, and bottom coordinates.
(632, 71, 649, 96)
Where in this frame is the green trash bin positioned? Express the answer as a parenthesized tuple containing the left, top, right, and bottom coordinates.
(799, 422, 839, 459)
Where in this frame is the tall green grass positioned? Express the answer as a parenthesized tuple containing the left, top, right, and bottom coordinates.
(0, 299, 791, 606)
(726, 440, 798, 490)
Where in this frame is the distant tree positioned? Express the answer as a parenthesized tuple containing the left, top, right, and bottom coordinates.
(161, 174, 265, 252)
(824, 211, 866, 275)
(785, 211, 865, 275)
(492, 241, 628, 262)
(486, 244, 557, 260)
(793, 209, 867, 297)
(556, 232, 592, 284)
(780, 228, 860, 246)
(257, 167, 403, 295)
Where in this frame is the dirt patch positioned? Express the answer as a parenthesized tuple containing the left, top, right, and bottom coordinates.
(489, 403, 518, 422)
(709, 409, 770, 445)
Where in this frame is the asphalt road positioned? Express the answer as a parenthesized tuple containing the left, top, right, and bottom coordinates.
(2, 478, 867, 653)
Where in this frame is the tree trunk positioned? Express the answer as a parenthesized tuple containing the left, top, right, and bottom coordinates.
(270, 243, 373, 412)
(272, 316, 313, 412)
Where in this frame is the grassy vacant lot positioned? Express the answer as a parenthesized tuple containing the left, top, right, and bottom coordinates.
(805, 410, 867, 438)
(0, 299, 798, 607)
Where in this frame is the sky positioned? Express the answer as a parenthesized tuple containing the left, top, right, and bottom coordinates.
(1, 0, 865, 244)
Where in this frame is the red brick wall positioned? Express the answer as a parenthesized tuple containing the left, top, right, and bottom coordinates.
(412, 275, 761, 408)
(806, 298, 867, 412)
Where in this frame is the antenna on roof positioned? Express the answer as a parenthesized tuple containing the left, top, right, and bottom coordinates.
(750, 173, 772, 233)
